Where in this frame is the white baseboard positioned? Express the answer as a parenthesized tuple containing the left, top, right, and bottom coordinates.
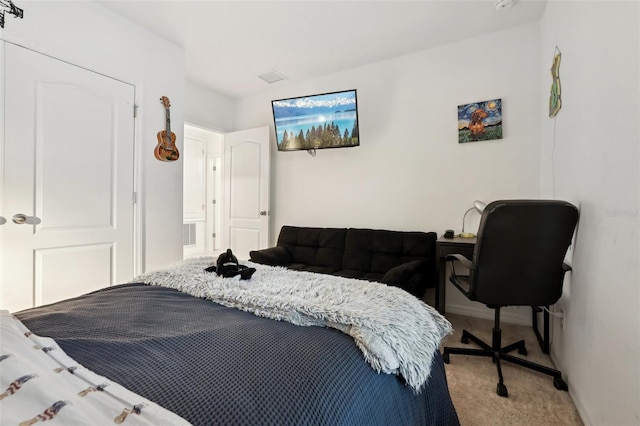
(550, 347, 593, 426)
(445, 303, 531, 326)
(565, 385, 595, 426)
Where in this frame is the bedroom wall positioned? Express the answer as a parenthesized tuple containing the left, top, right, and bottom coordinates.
(0, 1, 185, 274)
(539, 2, 640, 425)
(185, 80, 235, 132)
(234, 23, 543, 324)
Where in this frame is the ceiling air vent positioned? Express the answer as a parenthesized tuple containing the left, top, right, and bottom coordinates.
(258, 70, 287, 84)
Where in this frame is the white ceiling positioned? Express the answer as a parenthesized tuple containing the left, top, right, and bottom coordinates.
(99, 0, 547, 99)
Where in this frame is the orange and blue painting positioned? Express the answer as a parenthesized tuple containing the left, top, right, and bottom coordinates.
(458, 99, 502, 143)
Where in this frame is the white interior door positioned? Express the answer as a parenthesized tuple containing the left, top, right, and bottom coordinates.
(223, 126, 270, 261)
(0, 43, 135, 313)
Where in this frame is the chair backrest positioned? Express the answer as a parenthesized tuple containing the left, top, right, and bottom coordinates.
(470, 200, 579, 307)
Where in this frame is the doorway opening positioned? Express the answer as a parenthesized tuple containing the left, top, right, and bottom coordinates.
(183, 124, 271, 262)
(183, 124, 224, 259)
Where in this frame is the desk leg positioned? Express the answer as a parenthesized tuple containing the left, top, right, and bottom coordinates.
(532, 306, 550, 354)
(543, 307, 550, 354)
(436, 258, 446, 315)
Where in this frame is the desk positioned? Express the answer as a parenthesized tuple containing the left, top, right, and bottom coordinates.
(435, 235, 475, 315)
(435, 235, 550, 354)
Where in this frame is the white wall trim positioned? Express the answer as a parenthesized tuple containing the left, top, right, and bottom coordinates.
(550, 348, 596, 426)
(0, 41, 6, 309)
(133, 84, 144, 275)
(565, 381, 596, 426)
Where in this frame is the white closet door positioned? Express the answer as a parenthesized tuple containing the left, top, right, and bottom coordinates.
(1, 43, 135, 312)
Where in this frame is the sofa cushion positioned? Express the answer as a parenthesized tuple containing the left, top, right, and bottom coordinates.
(342, 229, 435, 274)
(341, 229, 374, 272)
(288, 264, 341, 275)
(334, 270, 384, 282)
(278, 226, 346, 269)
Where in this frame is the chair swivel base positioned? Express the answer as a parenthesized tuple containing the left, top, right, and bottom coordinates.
(442, 329, 568, 397)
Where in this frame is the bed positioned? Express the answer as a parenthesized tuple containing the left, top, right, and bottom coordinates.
(7, 259, 459, 425)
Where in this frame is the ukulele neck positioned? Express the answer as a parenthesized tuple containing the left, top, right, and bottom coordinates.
(165, 108, 171, 134)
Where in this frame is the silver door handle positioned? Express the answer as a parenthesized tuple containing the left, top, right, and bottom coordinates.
(0, 216, 6, 225)
(12, 214, 41, 225)
(259, 211, 268, 216)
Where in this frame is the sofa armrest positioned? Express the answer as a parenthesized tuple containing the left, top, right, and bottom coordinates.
(381, 260, 430, 297)
(249, 246, 292, 266)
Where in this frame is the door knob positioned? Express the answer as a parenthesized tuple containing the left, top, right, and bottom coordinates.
(0, 216, 6, 225)
(12, 214, 41, 225)
(259, 211, 268, 216)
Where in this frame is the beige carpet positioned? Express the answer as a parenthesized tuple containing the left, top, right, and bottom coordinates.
(441, 313, 583, 426)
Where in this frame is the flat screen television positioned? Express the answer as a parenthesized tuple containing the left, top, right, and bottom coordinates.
(271, 89, 359, 152)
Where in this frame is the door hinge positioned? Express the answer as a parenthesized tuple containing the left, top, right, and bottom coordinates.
(133, 192, 138, 204)
(212, 199, 217, 205)
(212, 165, 217, 172)
(133, 104, 139, 118)
(212, 233, 216, 238)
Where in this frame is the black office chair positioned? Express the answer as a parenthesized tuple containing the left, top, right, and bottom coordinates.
(442, 200, 579, 397)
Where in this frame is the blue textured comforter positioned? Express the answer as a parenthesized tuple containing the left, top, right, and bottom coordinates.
(16, 283, 459, 425)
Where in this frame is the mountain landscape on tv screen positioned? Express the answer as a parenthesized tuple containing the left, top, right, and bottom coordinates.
(273, 91, 359, 151)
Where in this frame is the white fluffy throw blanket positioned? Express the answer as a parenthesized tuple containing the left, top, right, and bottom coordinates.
(134, 257, 452, 392)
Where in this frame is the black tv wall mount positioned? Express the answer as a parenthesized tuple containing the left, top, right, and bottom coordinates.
(0, 0, 23, 29)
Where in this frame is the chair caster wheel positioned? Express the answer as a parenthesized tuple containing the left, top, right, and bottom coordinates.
(442, 352, 450, 364)
(554, 376, 568, 391)
(518, 346, 528, 356)
(496, 383, 508, 397)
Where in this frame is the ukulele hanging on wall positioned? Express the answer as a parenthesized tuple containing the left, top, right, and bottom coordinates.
(155, 96, 180, 161)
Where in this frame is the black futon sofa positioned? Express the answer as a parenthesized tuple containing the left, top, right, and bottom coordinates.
(249, 226, 437, 298)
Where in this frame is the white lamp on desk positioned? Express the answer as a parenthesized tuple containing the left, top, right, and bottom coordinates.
(460, 200, 487, 238)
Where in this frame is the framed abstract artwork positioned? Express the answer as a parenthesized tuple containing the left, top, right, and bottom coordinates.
(458, 98, 503, 143)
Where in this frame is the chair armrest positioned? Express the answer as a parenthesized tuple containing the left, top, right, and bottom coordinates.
(445, 253, 473, 269)
(381, 260, 428, 287)
(445, 254, 474, 297)
(249, 246, 292, 266)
